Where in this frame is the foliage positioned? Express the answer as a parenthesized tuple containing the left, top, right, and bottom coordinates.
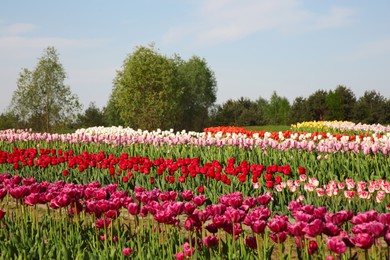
(290, 97, 310, 123)
(76, 102, 107, 128)
(210, 98, 262, 126)
(8, 47, 81, 132)
(107, 45, 217, 131)
(325, 85, 356, 121)
(264, 91, 291, 125)
(176, 56, 217, 131)
(306, 90, 328, 121)
(354, 90, 388, 124)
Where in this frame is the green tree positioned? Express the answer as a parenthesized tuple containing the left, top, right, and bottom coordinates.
(110, 45, 182, 130)
(77, 102, 106, 128)
(264, 91, 291, 125)
(0, 112, 21, 130)
(9, 47, 81, 132)
(290, 96, 310, 123)
(108, 45, 217, 130)
(255, 97, 268, 125)
(326, 85, 356, 121)
(209, 97, 264, 126)
(307, 90, 328, 121)
(177, 56, 217, 131)
(354, 90, 387, 124)
(103, 87, 125, 126)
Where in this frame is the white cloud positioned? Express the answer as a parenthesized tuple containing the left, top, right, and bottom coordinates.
(163, 0, 355, 47)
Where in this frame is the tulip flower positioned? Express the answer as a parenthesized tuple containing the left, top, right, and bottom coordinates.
(326, 237, 347, 254)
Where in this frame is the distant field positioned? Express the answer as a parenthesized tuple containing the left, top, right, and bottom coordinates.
(243, 125, 291, 132)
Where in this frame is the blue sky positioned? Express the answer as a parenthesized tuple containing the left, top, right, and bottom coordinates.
(1, 0, 390, 113)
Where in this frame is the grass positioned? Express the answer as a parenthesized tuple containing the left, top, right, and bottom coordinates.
(243, 125, 291, 132)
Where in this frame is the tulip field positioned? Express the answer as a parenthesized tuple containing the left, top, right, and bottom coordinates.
(0, 121, 389, 259)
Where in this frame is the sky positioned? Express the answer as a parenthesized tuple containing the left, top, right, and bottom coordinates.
(1, 0, 390, 113)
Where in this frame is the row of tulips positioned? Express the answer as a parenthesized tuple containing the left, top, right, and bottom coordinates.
(0, 174, 389, 259)
(291, 120, 390, 135)
(0, 147, 388, 212)
(1, 126, 389, 155)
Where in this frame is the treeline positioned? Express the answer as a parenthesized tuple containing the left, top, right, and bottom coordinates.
(1, 45, 389, 133)
(210, 86, 390, 126)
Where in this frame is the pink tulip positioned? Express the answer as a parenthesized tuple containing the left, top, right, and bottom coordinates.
(0, 208, 5, 220)
(302, 219, 324, 237)
(244, 236, 257, 249)
(351, 233, 374, 249)
(181, 190, 194, 201)
(122, 247, 133, 256)
(269, 231, 287, 243)
(308, 240, 318, 255)
(268, 217, 288, 233)
(251, 220, 267, 234)
(326, 237, 347, 254)
(192, 195, 206, 206)
(203, 236, 218, 247)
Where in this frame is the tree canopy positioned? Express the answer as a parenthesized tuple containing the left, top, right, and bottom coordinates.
(107, 45, 217, 130)
(8, 47, 81, 132)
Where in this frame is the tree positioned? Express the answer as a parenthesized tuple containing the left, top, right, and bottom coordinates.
(290, 97, 310, 123)
(354, 90, 387, 124)
(110, 45, 182, 130)
(264, 91, 291, 125)
(326, 85, 356, 121)
(77, 102, 106, 128)
(108, 44, 217, 130)
(9, 47, 81, 132)
(209, 97, 264, 126)
(306, 90, 328, 121)
(0, 112, 21, 130)
(177, 56, 217, 131)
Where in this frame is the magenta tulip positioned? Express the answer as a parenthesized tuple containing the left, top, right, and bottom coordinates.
(326, 237, 347, 254)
